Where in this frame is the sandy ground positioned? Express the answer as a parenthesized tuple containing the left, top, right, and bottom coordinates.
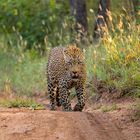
(0, 98, 140, 140)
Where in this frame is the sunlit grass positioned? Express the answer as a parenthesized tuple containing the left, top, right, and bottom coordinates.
(86, 21, 140, 97)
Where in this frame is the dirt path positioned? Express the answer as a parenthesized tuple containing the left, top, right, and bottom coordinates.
(0, 97, 140, 140)
(0, 107, 127, 140)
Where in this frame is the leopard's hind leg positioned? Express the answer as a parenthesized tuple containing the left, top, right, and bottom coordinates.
(48, 81, 56, 110)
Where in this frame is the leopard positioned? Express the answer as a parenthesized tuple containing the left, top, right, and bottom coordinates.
(46, 44, 86, 111)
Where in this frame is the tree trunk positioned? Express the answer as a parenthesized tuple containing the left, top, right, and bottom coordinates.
(93, 0, 110, 39)
(70, 0, 88, 43)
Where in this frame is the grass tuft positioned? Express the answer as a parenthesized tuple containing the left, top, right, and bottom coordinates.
(101, 104, 118, 112)
(0, 97, 45, 110)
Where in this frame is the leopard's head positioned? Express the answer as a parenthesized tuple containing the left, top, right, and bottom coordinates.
(63, 44, 86, 81)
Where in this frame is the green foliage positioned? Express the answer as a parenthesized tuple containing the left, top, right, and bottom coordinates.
(0, 0, 72, 47)
(0, 0, 135, 49)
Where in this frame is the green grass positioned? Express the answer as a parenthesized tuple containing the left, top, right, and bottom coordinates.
(0, 44, 47, 96)
(0, 97, 45, 109)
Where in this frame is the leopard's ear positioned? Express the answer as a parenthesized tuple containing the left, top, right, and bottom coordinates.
(81, 49, 85, 61)
(63, 48, 70, 63)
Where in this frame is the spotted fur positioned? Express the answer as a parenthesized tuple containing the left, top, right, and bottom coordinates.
(47, 45, 86, 111)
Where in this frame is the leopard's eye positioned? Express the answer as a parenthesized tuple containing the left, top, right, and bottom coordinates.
(67, 61, 72, 65)
(78, 61, 83, 65)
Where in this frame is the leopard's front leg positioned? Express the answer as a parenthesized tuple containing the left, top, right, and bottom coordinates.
(48, 82, 56, 110)
(74, 83, 86, 111)
(59, 80, 72, 111)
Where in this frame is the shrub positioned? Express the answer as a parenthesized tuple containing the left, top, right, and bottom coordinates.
(86, 15, 140, 98)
